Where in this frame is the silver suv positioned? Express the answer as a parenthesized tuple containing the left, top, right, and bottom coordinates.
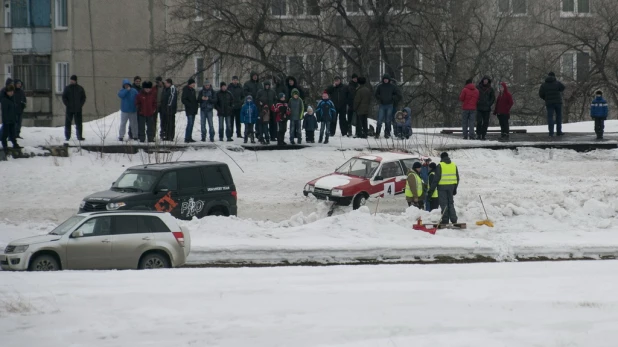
(1, 211, 191, 271)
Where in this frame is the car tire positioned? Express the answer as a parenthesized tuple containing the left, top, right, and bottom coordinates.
(207, 208, 224, 216)
(29, 254, 60, 271)
(352, 193, 368, 210)
(139, 253, 170, 270)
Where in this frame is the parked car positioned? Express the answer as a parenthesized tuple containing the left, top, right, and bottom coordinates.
(1, 211, 191, 271)
(79, 161, 237, 220)
(303, 152, 420, 209)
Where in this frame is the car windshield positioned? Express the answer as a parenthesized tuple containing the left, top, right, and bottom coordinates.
(112, 170, 159, 192)
(335, 158, 380, 178)
(49, 216, 85, 235)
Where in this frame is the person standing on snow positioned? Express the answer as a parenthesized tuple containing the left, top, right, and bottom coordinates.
(288, 88, 304, 144)
(216, 82, 234, 142)
(326, 76, 350, 137)
(228, 76, 245, 139)
(302, 106, 318, 143)
(353, 76, 371, 139)
(272, 93, 291, 145)
(405, 162, 425, 209)
(13, 80, 26, 139)
(428, 152, 460, 227)
(459, 79, 479, 140)
(135, 81, 158, 143)
(426, 162, 439, 211)
(257, 80, 277, 144)
(118, 79, 139, 142)
(243, 71, 262, 101)
(494, 82, 514, 139)
(476, 76, 495, 141)
(374, 73, 401, 139)
(240, 95, 258, 144)
(539, 72, 566, 137)
(62, 75, 86, 141)
(181, 78, 199, 143)
(0, 85, 21, 154)
(199, 79, 217, 142)
(160, 79, 178, 141)
(348, 73, 359, 137)
(590, 90, 609, 140)
(316, 91, 336, 144)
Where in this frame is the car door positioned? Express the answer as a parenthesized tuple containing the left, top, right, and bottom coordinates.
(65, 217, 113, 270)
(109, 215, 154, 269)
(153, 171, 181, 218)
(201, 165, 232, 217)
(372, 161, 405, 197)
(176, 168, 206, 220)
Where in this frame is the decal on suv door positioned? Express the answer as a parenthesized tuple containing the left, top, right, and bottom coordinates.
(181, 198, 205, 217)
(155, 192, 178, 213)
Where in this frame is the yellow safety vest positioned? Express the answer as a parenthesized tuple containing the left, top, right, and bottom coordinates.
(405, 172, 423, 198)
(438, 162, 458, 185)
(427, 172, 438, 198)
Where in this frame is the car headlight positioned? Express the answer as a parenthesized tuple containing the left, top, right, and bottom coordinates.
(79, 200, 86, 209)
(11, 245, 29, 253)
(304, 184, 314, 192)
(106, 202, 126, 210)
(331, 189, 343, 197)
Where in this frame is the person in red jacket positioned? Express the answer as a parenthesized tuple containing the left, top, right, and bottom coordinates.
(135, 81, 158, 142)
(459, 79, 480, 140)
(494, 82, 514, 139)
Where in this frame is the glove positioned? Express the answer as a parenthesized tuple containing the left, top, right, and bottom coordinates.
(453, 188, 457, 196)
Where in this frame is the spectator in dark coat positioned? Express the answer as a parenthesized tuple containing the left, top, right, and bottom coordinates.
(459, 79, 480, 140)
(353, 76, 371, 138)
(182, 78, 199, 143)
(590, 90, 609, 140)
(257, 81, 277, 142)
(347, 74, 359, 137)
(132, 76, 142, 91)
(228, 76, 245, 138)
(62, 75, 86, 141)
(199, 79, 217, 142)
(243, 71, 262, 100)
(0, 85, 20, 153)
(216, 82, 234, 141)
(374, 73, 401, 139)
(539, 72, 566, 137)
(274, 74, 288, 98)
(286, 76, 304, 101)
(476, 76, 495, 140)
(135, 81, 158, 143)
(160, 79, 178, 141)
(494, 82, 514, 139)
(326, 76, 350, 136)
(13, 79, 26, 139)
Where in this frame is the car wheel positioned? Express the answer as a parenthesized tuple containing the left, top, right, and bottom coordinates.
(29, 254, 60, 271)
(353, 193, 368, 210)
(139, 253, 170, 270)
(208, 208, 224, 216)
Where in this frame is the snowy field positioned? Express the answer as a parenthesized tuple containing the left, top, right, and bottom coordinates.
(2, 113, 618, 263)
(2, 261, 618, 346)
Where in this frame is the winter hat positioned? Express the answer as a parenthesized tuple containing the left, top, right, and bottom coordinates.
(548, 72, 556, 77)
(204, 79, 211, 86)
(5, 85, 14, 92)
(334, 76, 342, 81)
(220, 82, 227, 87)
(156, 76, 163, 82)
(429, 162, 437, 170)
(263, 81, 271, 86)
(278, 92, 286, 99)
(246, 95, 253, 102)
(70, 75, 78, 82)
(5, 78, 13, 86)
(188, 78, 196, 85)
(412, 162, 422, 170)
(440, 152, 449, 159)
(142, 81, 153, 88)
(358, 77, 367, 85)
(322, 90, 329, 97)
(596, 90, 603, 96)
(307, 106, 313, 112)
(382, 73, 391, 80)
(232, 75, 239, 81)
(351, 73, 358, 79)
(291, 88, 299, 96)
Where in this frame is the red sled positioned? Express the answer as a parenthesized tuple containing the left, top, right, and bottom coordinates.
(412, 218, 437, 235)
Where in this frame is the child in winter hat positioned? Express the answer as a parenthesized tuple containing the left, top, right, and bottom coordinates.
(302, 106, 318, 143)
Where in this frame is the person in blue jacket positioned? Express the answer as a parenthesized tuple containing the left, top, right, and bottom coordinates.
(316, 91, 337, 144)
(118, 79, 139, 141)
(590, 90, 609, 140)
(240, 95, 258, 144)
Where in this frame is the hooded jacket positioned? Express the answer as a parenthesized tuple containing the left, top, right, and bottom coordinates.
(118, 79, 139, 113)
(1, 78, 13, 95)
(429, 156, 460, 193)
(539, 75, 566, 105)
(316, 98, 336, 123)
(476, 76, 496, 112)
(494, 82, 514, 115)
(243, 71, 262, 99)
(459, 83, 480, 111)
(240, 96, 259, 124)
(354, 83, 372, 115)
(13, 79, 27, 114)
(135, 88, 158, 117)
(161, 84, 178, 115)
(302, 108, 318, 131)
(181, 84, 199, 115)
(199, 84, 217, 111)
(395, 107, 412, 128)
(374, 74, 401, 105)
(288, 88, 305, 121)
(228, 81, 245, 109)
(326, 80, 349, 111)
(590, 95, 609, 118)
(0, 89, 17, 124)
(286, 76, 305, 100)
(62, 82, 87, 113)
(257, 81, 277, 108)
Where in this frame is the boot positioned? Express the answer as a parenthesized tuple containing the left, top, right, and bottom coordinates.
(324, 138, 329, 144)
(298, 138, 302, 144)
(290, 139, 295, 145)
(250, 133, 255, 144)
(319, 137, 323, 144)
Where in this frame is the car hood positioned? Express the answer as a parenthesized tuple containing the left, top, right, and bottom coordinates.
(84, 190, 145, 202)
(10, 234, 61, 246)
(310, 173, 367, 190)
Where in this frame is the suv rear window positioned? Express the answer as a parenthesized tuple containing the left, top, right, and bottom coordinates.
(202, 166, 230, 187)
(138, 216, 171, 233)
(178, 168, 203, 190)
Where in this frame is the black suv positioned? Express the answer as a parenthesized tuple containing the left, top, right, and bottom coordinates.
(79, 161, 237, 220)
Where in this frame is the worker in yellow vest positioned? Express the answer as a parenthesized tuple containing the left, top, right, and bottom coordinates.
(405, 162, 425, 209)
(428, 152, 460, 226)
(426, 162, 439, 211)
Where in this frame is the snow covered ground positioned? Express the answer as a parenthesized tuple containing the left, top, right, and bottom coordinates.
(2, 114, 618, 263)
(2, 261, 618, 346)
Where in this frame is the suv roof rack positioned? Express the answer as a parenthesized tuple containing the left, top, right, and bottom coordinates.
(84, 210, 166, 216)
(128, 161, 225, 171)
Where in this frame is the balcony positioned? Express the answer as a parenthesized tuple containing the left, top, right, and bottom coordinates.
(11, 27, 51, 54)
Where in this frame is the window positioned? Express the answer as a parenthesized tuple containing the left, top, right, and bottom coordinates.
(4, 64, 12, 81)
(76, 217, 112, 237)
(271, 0, 286, 16)
(212, 56, 221, 87)
(379, 162, 404, 179)
(56, 62, 68, 93)
(195, 57, 204, 85)
(498, 0, 526, 15)
(138, 216, 171, 234)
(112, 216, 139, 235)
(271, 0, 320, 16)
(11, 0, 51, 28)
(3, 0, 11, 31)
(14, 55, 51, 91)
(561, 51, 590, 81)
(178, 168, 203, 190)
(55, 0, 67, 28)
(346, 0, 361, 13)
(157, 172, 178, 191)
(202, 166, 229, 187)
(561, 0, 590, 16)
(401, 159, 421, 172)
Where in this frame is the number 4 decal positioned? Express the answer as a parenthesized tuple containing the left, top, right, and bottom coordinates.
(384, 182, 395, 198)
